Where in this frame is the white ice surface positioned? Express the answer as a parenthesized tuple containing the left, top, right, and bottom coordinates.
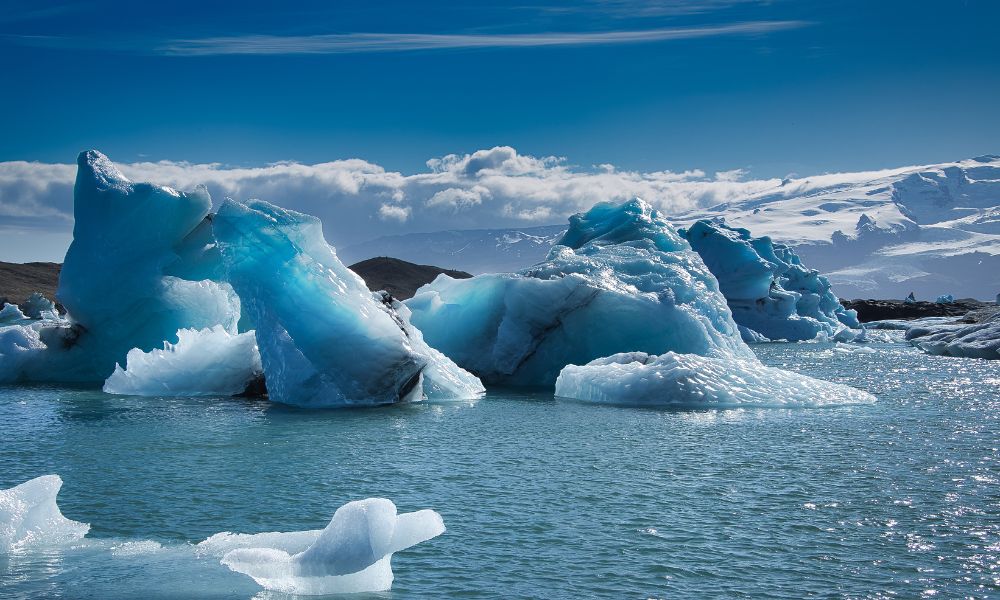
(555, 351, 876, 408)
(0, 475, 90, 553)
(103, 326, 262, 396)
(905, 313, 1000, 359)
(200, 498, 445, 595)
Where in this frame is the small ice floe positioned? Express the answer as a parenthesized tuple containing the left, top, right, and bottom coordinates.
(555, 351, 876, 408)
(201, 498, 445, 595)
(0, 475, 90, 552)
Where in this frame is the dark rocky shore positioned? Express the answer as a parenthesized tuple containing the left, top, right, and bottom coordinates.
(840, 298, 993, 322)
(348, 256, 471, 300)
(0, 261, 60, 307)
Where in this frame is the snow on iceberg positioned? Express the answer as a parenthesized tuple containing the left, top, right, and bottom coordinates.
(680, 220, 860, 342)
(213, 199, 483, 407)
(200, 498, 444, 595)
(555, 351, 876, 407)
(0, 475, 90, 552)
(0, 151, 241, 384)
(406, 199, 753, 386)
(103, 326, 262, 396)
(905, 313, 1000, 359)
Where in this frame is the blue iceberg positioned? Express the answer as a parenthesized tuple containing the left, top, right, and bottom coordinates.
(406, 199, 754, 386)
(213, 199, 484, 407)
(680, 220, 860, 342)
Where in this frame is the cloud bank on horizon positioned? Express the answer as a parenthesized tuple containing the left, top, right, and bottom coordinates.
(0, 146, 946, 262)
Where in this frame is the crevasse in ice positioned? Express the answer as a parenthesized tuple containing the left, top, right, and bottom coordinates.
(0, 475, 90, 552)
(680, 220, 860, 342)
(103, 326, 263, 396)
(406, 198, 753, 386)
(213, 199, 484, 407)
(555, 351, 876, 407)
(0, 151, 240, 383)
(199, 498, 445, 595)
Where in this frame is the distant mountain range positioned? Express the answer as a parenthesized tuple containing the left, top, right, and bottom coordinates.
(343, 156, 1000, 300)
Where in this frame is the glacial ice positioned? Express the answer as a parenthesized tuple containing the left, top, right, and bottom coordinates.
(555, 351, 877, 407)
(0, 151, 241, 384)
(0, 475, 90, 552)
(0, 303, 27, 324)
(680, 220, 860, 342)
(905, 313, 1000, 360)
(407, 199, 753, 385)
(20, 292, 57, 320)
(213, 199, 484, 407)
(200, 498, 445, 595)
(103, 326, 262, 396)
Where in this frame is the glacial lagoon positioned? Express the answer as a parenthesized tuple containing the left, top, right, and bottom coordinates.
(2, 335, 999, 599)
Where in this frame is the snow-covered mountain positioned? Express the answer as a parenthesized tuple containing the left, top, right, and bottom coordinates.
(342, 156, 1000, 300)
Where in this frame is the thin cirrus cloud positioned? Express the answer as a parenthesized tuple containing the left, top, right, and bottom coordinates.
(160, 21, 808, 56)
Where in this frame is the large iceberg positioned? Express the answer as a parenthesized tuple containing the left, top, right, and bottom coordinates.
(213, 199, 484, 407)
(103, 326, 262, 396)
(0, 151, 240, 383)
(407, 199, 753, 386)
(680, 220, 860, 342)
(199, 498, 445, 595)
(1, 475, 90, 552)
(555, 351, 876, 407)
(905, 313, 1000, 359)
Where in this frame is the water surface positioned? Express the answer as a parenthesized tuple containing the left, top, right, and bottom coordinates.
(2, 338, 999, 598)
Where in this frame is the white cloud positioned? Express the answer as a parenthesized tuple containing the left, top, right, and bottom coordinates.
(0, 145, 935, 263)
(160, 22, 809, 56)
(378, 203, 411, 222)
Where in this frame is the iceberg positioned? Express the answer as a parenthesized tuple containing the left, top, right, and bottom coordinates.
(20, 292, 57, 320)
(0, 475, 90, 552)
(905, 313, 1000, 359)
(200, 498, 445, 595)
(407, 199, 753, 386)
(103, 326, 262, 396)
(555, 351, 877, 407)
(680, 220, 860, 342)
(213, 199, 484, 407)
(0, 151, 241, 383)
(0, 303, 27, 324)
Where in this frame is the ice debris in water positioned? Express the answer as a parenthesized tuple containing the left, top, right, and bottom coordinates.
(0, 303, 27, 324)
(905, 313, 1000, 360)
(0, 151, 240, 383)
(555, 351, 877, 407)
(680, 220, 860, 342)
(0, 475, 90, 552)
(103, 326, 263, 396)
(213, 199, 484, 407)
(200, 498, 445, 595)
(407, 198, 753, 385)
(20, 293, 57, 320)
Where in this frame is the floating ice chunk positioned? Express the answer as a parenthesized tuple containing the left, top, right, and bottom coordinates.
(206, 498, 444, 595)
(20, 293, 56, 320)
(935, 294, 955, 304)
(0, 475, 90, 552)
(213, 199, 483, 407)
(103, 326, 262, 396)
(555, 351, 876, 407)
(407, 199, 752, 386)
(680, 220, 860, 342)
(905, 313, 1000, 359)
(0, 303, 27, 324)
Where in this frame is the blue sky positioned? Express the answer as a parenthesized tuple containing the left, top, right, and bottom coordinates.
(0, 0, 998, 262)
(2, 0, 998, 176)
